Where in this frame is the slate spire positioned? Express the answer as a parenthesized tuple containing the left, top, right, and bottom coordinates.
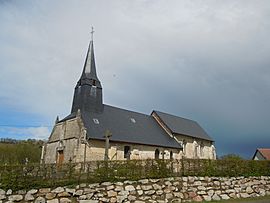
(71, 27, 103, 113)
(77, 27, 101, 88)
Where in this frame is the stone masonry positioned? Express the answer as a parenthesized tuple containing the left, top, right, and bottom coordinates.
(0, 176, 269, 203)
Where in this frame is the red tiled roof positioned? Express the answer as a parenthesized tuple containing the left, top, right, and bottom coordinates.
(258, 148, 270, 160)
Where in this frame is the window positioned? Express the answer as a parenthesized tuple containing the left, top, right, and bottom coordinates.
(93, 118, 99, 124)
(93, 80, 96, 86)
(130, 118, 136, 123)
(124, 146, 131, 159)
(200, 142, 204, 157)
(193, 140, 200, 158)
(57, 140, 64, 151)
(182, 140, 187, 155)
(170, 151, 173, 159)
(155, 149, 160, 159)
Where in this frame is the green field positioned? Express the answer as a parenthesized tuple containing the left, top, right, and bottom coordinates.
(0, 139, 43, 164)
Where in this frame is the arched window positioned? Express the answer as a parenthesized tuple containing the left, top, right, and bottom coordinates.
(200, 142, 204, 157)
(59, 140, 63, 148)
(155, 149, 160, 159)
(194, 140, 199, 158)
(182, 140, 187, 155)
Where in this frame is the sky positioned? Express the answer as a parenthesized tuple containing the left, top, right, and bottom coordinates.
(0, 0, 269, 158)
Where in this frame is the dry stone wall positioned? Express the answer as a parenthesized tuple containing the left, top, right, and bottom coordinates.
(0, 176, 269, 203)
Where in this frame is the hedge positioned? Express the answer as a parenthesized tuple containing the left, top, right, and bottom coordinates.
(0, 159, 269, 190)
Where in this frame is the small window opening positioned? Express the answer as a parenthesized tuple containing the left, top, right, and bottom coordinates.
(93, 80, 96, 86)
(93, 118, 99, 124)
(155, 149, 160, 159)
(124, 146, 131, 159)
(200, 142, 204, 157)
(130, 118, 136, 123)
(182, 140, 187, 155)
(195, 145, 199, 158)
(170, 151, 173, 159)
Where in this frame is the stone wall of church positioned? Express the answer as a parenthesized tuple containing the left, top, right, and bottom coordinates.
(151, 112, 216, 160)
(49, 117, 82, 142)
(42, 116, 84, 164)
(42, 114, 215, 164)
(174, 134, 216, 160)
(77, 139, 183, 161)
(43, 138, 79, 164)
(43, 132, 215, 164)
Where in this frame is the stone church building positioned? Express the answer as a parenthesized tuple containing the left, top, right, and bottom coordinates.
(41, 34, 216, 165)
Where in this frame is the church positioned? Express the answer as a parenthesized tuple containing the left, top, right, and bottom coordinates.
(41, 32, 216, 165)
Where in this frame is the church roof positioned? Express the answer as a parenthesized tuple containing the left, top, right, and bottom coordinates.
(152, 111, 213, 141)
(62, 105, 182, 149)
(61, 30, 214, 148)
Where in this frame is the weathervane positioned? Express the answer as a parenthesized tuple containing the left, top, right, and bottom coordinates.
(91, 26, 94, 41)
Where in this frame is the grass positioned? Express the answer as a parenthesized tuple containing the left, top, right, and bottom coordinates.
(193, 195, 270, 203)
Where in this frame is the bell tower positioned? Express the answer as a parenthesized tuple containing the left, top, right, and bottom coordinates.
(71, 27, 103, 113)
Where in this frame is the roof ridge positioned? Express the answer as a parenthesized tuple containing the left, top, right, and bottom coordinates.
(104, 104, 150, 117)
(153, 110, 198, 123)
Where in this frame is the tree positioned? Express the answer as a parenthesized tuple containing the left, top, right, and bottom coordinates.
(220, 154, 244, 160)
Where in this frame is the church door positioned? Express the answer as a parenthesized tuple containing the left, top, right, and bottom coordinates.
(57, 150, 64, 166)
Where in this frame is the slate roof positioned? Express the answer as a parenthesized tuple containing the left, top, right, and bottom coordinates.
(255, 148, 270, 160)
(62, 105, 182, 149)
(153, 111, 213, 141)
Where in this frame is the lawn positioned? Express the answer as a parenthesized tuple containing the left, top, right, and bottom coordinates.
(194, 195, 270, 203)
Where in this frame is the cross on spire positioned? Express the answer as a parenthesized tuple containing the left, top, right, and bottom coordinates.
(91, 26, 94, 41)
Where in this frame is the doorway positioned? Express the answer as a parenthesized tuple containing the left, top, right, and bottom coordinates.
(57, 150, 64, 166)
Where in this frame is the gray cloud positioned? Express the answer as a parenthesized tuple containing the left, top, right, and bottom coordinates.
(0, 0, 270, 157)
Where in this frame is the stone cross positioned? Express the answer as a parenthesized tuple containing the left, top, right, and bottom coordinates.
(104, 130, 112, 161)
